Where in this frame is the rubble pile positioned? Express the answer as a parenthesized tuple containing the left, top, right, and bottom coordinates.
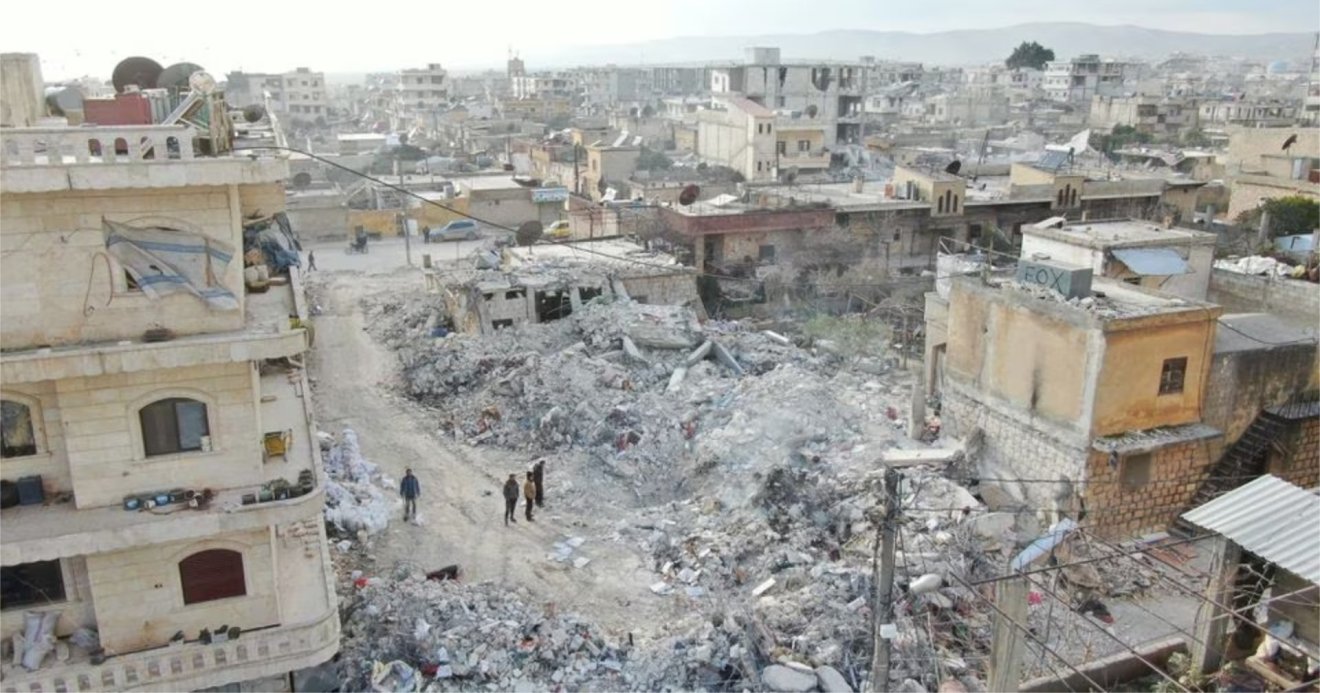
(368, 295, 908, 503)
(321, 428, 397, 537)
(339, 574, 634, 691)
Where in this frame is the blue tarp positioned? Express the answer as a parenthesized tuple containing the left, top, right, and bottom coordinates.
(104, 219, 239, 311)
(1111, 247, 1191, 276)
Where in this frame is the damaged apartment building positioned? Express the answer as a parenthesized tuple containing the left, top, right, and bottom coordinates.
(0, 54, 338, 691)
(923, 228, 1319, 539)
(431, 239, 702, 335)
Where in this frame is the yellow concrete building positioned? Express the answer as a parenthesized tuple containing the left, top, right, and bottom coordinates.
(0, 120, 338, 690)
(924, 262, 1318, 538)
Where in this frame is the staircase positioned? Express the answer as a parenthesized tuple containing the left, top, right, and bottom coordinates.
(1171, 412, 1288, 536)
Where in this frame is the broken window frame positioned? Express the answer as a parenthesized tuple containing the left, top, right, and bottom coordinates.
(1, 560, 66, 610)
(1, 399, 38, 458)
(1158, 357, 1188, 396)
(1120, 452, 1153, 491)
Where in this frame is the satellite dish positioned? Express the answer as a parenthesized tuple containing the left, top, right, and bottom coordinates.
(187, 71, 217, 95)
(944, 159, 962, 175)
(158, 62, 205, 91)
(805, 104, 819, 118)
(112, 56, 163, 93)
(678, 184, 700, 206)
(516, 221, 543, 247)
(1282, 133, 1298, 151)
(291, 172, 313, 189)
(242, 104, 266, 123)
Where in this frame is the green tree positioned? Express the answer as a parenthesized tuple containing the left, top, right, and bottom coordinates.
(1005, 41, 1056, 70)
(1181, 128, 1211, 148)
(1236, 196, 1320, 237)
(636, 146, 673, 171)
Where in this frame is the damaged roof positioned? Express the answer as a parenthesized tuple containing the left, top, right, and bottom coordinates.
(1181, 475, 1320, 584)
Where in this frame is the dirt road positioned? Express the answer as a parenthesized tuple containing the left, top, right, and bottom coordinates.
(306, 271, 667, 636)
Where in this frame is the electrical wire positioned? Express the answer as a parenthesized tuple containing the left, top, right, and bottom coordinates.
(234, 144, 981, 289)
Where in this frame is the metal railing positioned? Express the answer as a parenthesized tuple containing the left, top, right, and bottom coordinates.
(1, 125, 196, 167)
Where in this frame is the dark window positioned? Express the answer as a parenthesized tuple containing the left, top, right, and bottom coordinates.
(1, 400, 37, 458)
(492, 319, 514, 330)
(777, 141, 787, 155)
(968, 224, 983, 241)
(179, 549, 245, 605)
(892, 231, 901, 242)
(758, 245, 777, 264)
(140, 398, 209, 457)
(1, 561, 65, 609)
(504, 290, 525, 300)
(798, 140, 810, 152)
(1159, 357, 1187, 395)
(1121, 453, 1152, 491)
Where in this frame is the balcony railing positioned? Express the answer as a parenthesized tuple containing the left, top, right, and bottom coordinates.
(0, 609, 339, 693)
(1, 125, 196, 167)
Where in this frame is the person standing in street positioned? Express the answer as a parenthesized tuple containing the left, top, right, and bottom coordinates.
(502, 474, 519, 526)
(399, 468, 420, 523)
(523, 472, 536, 522)
(532, 459, 545, 508)
(307, 251, 317, 271)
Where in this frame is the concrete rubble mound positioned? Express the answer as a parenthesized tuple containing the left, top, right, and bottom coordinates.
(322, 428, 396, 536)
(339, 575, 634, 691)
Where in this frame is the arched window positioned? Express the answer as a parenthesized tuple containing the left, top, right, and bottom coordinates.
(179, 549, 245, 605)
(937, 196, 945, 214)
(1, 400, 37, 458)
(140, 398, 209, 457)
(1057, 189, 1065, 206)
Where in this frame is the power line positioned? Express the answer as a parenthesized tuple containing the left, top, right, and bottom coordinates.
(238, 144, 970, 290)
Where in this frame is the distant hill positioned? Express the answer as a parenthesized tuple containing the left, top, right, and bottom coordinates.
(535, 22, 1317, 67)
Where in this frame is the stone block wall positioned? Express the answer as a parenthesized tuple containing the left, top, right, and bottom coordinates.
(56, 362, 261, 508)
(1271, 417, 1320, 490)
(1207, 269, 1320, 325)
(85, 527, 276, 653)
(0, 186, 250, 349)
(941, 387, 1089, 512)
(1084, 440, 1214, 540)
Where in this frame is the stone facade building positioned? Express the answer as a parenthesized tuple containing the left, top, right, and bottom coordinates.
(0, 101, 338, 690)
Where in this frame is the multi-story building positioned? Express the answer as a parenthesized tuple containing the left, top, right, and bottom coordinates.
(1090, 95, 1198, 136)
(709, 47, 864, 146)
(1222, 124, 1320, 218)
(1043, 55, 1136, 103)
(396, 64, 448, 113)
(225, 68, 328, 119)
(575, 66, 651, 106)
(1198, 99, 1299, 128)
(0, 78, 338, 691)
(924, 93, 1011, 126)
(649, 66, 710, 95)
(696, 96, 779, 182)
(511, 72, 578, 100)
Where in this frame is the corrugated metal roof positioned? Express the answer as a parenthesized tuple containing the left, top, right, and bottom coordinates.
(1181, 475, 1320, 584)
(1111, 247, 1192, 276)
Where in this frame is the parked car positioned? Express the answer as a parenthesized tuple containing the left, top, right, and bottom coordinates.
(546, 220, 571, 240)
(425, 219, 480, 242)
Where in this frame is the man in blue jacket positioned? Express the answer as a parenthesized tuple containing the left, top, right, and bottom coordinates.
(400, 468, 420, 523)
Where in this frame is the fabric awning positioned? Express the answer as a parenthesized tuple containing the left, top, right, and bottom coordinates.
(1111, 247, 1191, 276)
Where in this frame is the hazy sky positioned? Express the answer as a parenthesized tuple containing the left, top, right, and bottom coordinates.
(4, 0, 1316, 79)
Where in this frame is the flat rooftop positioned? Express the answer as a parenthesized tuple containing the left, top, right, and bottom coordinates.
(979, 275, 1217, 321)
(1025, 219, 1218, 249)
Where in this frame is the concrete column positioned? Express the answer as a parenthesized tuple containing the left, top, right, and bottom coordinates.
(989, 576, 1029, 691)
(1190, 534, 1240, 674)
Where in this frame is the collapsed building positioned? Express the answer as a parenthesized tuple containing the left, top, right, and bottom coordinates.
(430, 239, 703, 335)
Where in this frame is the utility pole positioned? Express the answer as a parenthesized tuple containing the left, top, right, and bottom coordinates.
(869, 468, 900, 692)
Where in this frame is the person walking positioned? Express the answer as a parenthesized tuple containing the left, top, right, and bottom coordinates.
(399, 468, 420, 523)
(523, 471, 536, 522)
(307, 250, 317, 271)
(532, 459, 545, 508)
(502, 474, 519, 526)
